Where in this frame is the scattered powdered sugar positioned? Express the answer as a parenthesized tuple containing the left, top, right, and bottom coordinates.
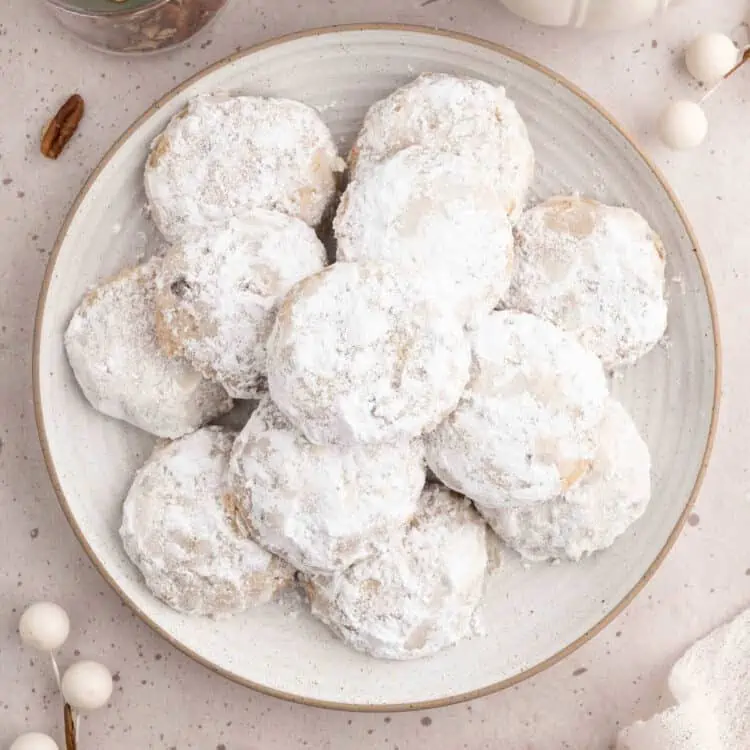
(154, 211, 326, 399)
(470, 609, 488, 638)
(478, 398, 651, 561)
(266, 261, 471, 445)
(134, 230, 150, 262)
(425, 311, 608, 508)
(64, 258, 232, 439)
(617, 607, 750, 750)
(334, 145, 514, 321)
(485, 530, 505, 574)
(305, 483, 489, 660)
(506, 196, 668, 368)
(315, 100, 339, 113)
(119, 427, 295, 617)
(349, 73, 534, 221)
(666, 608, 750, 748)
(144, 93, 345, 242)
(276, 582, 308, 619)
(213, 398, 259, 432)
(227, 397, 425, 575)
(618, 703, 721, 750)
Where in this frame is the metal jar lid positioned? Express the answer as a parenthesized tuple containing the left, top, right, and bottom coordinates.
(50, 0, 165, 14)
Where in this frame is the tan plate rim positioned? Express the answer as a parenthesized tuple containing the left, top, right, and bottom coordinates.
(32, 23, 722, 713)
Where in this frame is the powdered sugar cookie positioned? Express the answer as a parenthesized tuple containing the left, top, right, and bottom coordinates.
(425, 311, 608, 508)
(120, 427, 294, 617)
(334, 145, 514, 319)
(155, 212, 326, 399)
(228, 397, 425, 575)
(349, 73, 534, 221)
(145, 94, 345, 241)
(305, 483, 488, 660)
(506, 196, 668, 367)
(479, 398, 651, 561)
(267, 261, 471, 445)
(64, 258, 232, 439)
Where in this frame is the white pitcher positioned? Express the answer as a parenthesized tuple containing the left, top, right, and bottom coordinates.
(499, 0, 676, 30)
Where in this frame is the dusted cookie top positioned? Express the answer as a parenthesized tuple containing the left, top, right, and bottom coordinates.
(145, 94, 345, 241)
(64, 258, 232, 439)
(479, 398, 651, 561)
(426, 311, 608, 508)
(155, 211, 327, 399)
(228, 397, 425, 575)
(306, 483, 489, 660)
(335, 145, 514, 320)
(349, 73, 534, 221)
(507, 196, 668, 367)
(120, 427, 294, 617)
(267, 261, 471, 446)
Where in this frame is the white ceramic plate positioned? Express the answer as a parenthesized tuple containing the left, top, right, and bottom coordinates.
(34, 25, 720, 711)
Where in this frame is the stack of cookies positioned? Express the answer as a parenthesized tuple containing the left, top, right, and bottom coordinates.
(64, 74, 667, 660)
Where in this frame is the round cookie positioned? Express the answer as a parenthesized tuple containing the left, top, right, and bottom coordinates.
(349, 73, 534, 221)
(478, 398, 651, 561)
(334, 145, 514, 320)
(64, 258, 232, 439)
(228, 397, 425, 575)
(266, 261, 471, 446)
(145, 94, 345, 241)
(506, 196, 668, 367)
(120, 427, 294, 617)
(155, 211, 327, 399)
(425, 311, 608, 508)
(305, 483, 489, 660)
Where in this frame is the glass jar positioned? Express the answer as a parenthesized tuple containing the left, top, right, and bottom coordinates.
(45, 0, 229, 54)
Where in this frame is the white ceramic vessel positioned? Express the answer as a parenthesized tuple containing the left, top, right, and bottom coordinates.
(33, 25, 719, 710)
(499, 0, 676, 29)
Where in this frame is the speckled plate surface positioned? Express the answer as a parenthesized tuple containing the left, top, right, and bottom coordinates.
(33, 25, 720, 711)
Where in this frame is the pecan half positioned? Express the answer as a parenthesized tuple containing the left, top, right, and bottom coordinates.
(41, 94, 85, 160)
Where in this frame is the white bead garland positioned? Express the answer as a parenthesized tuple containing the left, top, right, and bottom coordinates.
(18, 602, 70, 653)
(61, 660, 113, 713)
(685, 32, 738, 84)
(9, 734, 60, 750)
(658, 100, 708, 150)
(656, 28, 750, 151)
(16, 602, 115, 748)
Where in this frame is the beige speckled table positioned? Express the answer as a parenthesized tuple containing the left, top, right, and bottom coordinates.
(1, 0, 749, 748)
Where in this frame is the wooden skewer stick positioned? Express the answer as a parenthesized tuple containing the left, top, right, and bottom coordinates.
(700, 45, 750, 103)
(64, 703, 77, 750)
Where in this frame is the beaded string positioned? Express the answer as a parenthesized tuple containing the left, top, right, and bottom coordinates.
(698, 44, 750, 104)
(13, 602, 113, 750)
